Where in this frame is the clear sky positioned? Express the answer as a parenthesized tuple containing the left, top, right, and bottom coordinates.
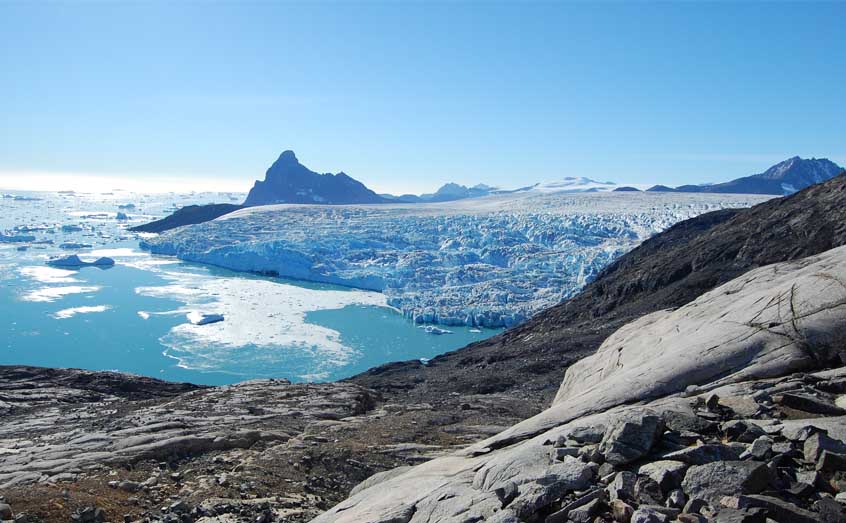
(1, 1, 843, 194)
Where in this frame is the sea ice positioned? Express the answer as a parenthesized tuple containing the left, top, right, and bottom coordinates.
(134, 268, 389, 376)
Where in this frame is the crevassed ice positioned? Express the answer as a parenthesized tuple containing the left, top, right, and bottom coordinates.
(143, 191, 772, 328)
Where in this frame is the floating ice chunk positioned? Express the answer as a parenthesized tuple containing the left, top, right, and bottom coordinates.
(0, 233, 36, 243)
(47, 255, 115, 268)
(59, 243, 93, 250)
(61, 224, 83, 232)
(187, 311, 225, 325)
(422, 325, 452, 335)
(116, 212, 129, 220)
(52, 305, 111, 319)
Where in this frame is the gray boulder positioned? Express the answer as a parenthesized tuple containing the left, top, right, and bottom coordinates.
(681, 461, 770, 505)
(599, 414, 664, 465)
(638, 460, 687, 493)
(631, 507, 669, 523)
(607, 471, 637, 501)
(804, 431, 846, 462)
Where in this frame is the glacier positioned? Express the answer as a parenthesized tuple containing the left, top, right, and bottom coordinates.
(141, 191, 772, 328)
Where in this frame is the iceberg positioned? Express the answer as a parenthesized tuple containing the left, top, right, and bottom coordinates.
(141, 191, 772, 328)
(188, 312, 225, 325)
(422, 326, 452, 335)
(0, 233, 35, 243)
(47, 255, 116, 268)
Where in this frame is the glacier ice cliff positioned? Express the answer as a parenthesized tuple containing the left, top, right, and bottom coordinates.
(141, 192, 770, 328)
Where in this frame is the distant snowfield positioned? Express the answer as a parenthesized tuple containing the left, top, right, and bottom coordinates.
(143, 191, 773, 328)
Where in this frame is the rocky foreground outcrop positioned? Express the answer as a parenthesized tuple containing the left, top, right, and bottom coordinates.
(313, 245, 846, 522)
(0, 366, 529, 522)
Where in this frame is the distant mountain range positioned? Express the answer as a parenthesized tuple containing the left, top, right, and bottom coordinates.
(134, 153, 844, 233)
(245, 152, 843, 208)
(242, 151, 625, 207)
(382, 183, 498, 203)
(647, 156, 843, 195)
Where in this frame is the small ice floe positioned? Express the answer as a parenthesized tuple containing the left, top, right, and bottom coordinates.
(47, 255, 115, 268)
(116, 212, 129, 220)
(187, 311, 225, 325)
(0, 233, 36, 243)
(61, 224, 84, 232)
(59, 242, 93, 250)
(421, 325, 452, 335)
(469, 328, 482, 333)
(52, 305, 111, 319)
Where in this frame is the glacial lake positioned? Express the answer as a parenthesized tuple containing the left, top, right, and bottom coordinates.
(0, 191, 498, 385)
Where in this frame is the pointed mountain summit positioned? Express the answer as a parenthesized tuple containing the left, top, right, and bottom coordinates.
(650, 156, 843, 195)
(243, 150, 388, 206)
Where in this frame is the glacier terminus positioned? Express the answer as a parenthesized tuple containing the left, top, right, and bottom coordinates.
(142, 190, 771, 328)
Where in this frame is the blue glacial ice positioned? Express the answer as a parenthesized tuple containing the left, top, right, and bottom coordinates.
(141, 191, 772, 328)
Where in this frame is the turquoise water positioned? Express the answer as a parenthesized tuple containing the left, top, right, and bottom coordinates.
(0, 191, 499, 385)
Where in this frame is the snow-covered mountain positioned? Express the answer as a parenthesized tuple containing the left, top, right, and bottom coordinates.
(243, 150, 388, 206)
(649, 156, 843, 195)
(517, 176, 617, 194)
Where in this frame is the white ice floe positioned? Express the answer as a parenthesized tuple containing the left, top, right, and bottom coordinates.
(19, 266, 79, 284)
(52, 305, 111, 319)
(22, 285, 101, 303)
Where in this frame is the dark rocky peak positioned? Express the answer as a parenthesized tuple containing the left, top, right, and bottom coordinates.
(244, 150, 388, 206)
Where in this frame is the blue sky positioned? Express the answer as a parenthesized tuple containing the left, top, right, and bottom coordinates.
(1, 1, 843, 194)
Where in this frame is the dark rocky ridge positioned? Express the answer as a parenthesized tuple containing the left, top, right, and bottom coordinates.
(129, 204, 243, 233)
(351, 173, 846, 403)
(648, 156, 843, 195)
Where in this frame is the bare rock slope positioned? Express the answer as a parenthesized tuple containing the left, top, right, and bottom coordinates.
(314, 244, 846, 522)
